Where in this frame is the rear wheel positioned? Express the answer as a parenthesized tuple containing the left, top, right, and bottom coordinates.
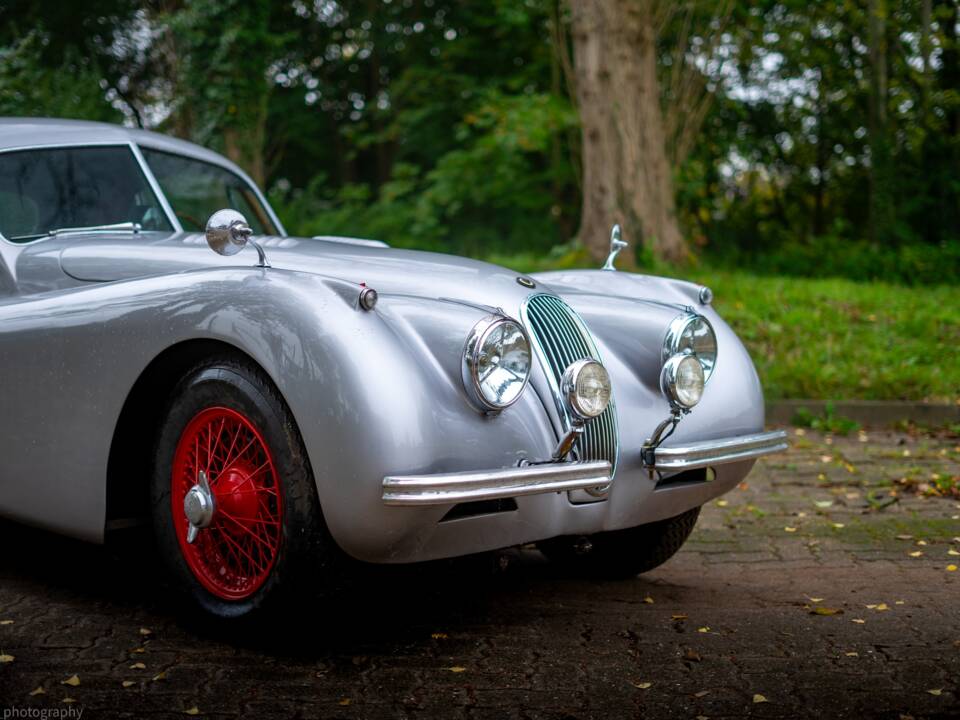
(538, 507, 701, 579)
(150, 357, 334, 619)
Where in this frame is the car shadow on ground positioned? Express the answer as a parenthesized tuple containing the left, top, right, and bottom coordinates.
(0, 518, 673, 659)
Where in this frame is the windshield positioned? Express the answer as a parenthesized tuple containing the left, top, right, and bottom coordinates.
(141, 149, 279, 235)
(0, 146, 173, 243)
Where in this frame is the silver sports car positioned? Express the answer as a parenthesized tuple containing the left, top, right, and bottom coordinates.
(0, 118, 787, 618)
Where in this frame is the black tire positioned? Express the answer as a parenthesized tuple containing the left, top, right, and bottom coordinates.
(538, 506, 701, 579)
(150, 356, 339, 620)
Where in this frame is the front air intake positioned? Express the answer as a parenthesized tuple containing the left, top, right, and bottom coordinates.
(521, 294, 619, 475)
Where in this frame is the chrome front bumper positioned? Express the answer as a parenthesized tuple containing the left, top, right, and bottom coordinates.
(382, 460, 612, 507)
(644, 430, 789, 471)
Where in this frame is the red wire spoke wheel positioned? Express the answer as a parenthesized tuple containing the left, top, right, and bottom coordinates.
(171, 406, 284, 601)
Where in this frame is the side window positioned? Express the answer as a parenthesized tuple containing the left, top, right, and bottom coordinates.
(141, 149, 277, 235)
(0, 146, 172, 242)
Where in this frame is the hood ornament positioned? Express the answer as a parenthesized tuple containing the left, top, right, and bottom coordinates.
(601, 224, 628, 271)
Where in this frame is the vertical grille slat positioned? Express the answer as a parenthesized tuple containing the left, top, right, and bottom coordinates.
(523, 294, 619, 474)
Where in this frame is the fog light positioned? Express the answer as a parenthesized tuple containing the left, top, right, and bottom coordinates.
(661, 353, 704, 409)
(561, 359, 611, 420)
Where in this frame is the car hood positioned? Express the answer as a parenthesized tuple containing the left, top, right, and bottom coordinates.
(56, 232, 539, 312)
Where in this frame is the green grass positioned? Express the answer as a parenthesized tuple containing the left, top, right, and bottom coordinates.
(481, 252, 960, 402)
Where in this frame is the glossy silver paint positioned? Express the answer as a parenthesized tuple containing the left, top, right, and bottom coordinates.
(0, 118, 775, 564)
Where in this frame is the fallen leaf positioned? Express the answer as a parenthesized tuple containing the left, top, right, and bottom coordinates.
(820, 455, 833, 464)
(794, 428, 806, 436)
(0, 654, 13, 663)
(753, 694, 769, 703)
(852, 618, 866, 624)
(833, 523, 845, 529)
(948, 565, 958, 572)
(817, 473, 827, 481)
(927, 689, 943, 696)
(152, 671, 167, 681)
(29, 687, 45, 696)
(875, 603, 890, 611)
(672, 614, 688, 621)
(716, 500, 728, 508)
(902, 449, 911, 457)
(814, 500, 833, 509)
(632, 681, 652, 689)
(909, 551, 924, 558)
(698, 626, 710, 633)
(896, 534, 913, 541)
(430, 632, 448, 640)
(845, 652, 859, 657)
(810, 607, 843, 616)
(784, 527, 798, 533)
(131, 647, 146, 654)
(62, 698, 76, 704)
(866, 604, 877, 609)
(0, 620, 13, 625)
(122, 681, 136, 688)
(694, 690, 710, 697)
(642, 596, 655, 604)
(130, 662, 146, 670)
(949, 549, 960, 557)
(338, 699, 351, 706)
(683, 649, 702, 662)
(798, 512, 807, 518)
(808, 597, 824, 603)
(62, 676, 80, 687)
(139, 628, 153, 636)
(184, 708, 200, 716)
(447, 667, 467, 673)
(895, 600, 905, 605)
(917, 540, 928, 546)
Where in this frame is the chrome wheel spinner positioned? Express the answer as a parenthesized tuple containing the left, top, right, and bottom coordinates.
(183, 470, 215, 544)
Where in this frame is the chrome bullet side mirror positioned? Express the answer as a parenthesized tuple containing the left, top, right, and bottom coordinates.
(205, 209, 269, 267)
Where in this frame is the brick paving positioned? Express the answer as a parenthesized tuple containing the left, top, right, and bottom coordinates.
(1, 427, 958, 719)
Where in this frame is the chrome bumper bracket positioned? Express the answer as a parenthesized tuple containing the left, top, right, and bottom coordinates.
(383, 460, 612, 507)
(646, 430, 788, 472)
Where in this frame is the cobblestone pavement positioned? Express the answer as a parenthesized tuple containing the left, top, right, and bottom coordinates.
(1, 428, 959, 719)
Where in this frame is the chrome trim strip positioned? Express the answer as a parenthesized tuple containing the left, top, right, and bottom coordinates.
(650, 430, 788, 471)
(382, 460, 612, 506)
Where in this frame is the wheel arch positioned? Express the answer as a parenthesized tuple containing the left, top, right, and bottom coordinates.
(104, 338, 290, 531)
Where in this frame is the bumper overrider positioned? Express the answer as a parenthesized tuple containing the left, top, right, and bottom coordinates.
(381, 430, 787, 506)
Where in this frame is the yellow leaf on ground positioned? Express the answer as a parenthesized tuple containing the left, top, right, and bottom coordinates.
(152, 671, 167, 681)
(896, 534, 913, 541)
(698, 626, 710, 633)
(852, 618, 866, 624)
(694, 690, 710, 698)
(184, 708, 200, 716)
(430, 632, 448, 640)
(29, 687, 45, 696)
(716, 500, 728, 507)
(131, 647, 146, 654)
(62, 698, 76, 704)
(948, 549, 960, 556)
(909, 551, 924, 558)
(845, 652, 858, 657)
(130, 662, 146, 669)
(338, 699, 351, 706)
(895, 600, 905, 605)
(0, 654, 14, 663)
(632, 682, 652, 689)
(784, 527, 797, 533)
(808, 597, 824, 603)
(671, 614, 688, 620)
(947, 565, 958, 572)
(833, 523, 845, 529)
(927, 689, 943, 696)
(139, 628, 153, 636)
(875, 603, 890, 611)
(810, 607, 843, 616)
(753, 694, 769, 703)
(447, 667, 467, 673)
(0, 620, 13, 625)
(820, 456, 833, 463)
(62, 676, 80, 687)
(643, 596, 655, 604)
(122, 681, 136, 688)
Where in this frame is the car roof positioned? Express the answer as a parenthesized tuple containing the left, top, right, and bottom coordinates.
(0, 117, 246, 178)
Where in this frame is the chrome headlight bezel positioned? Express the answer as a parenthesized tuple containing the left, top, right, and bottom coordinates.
(462, 315, 532, 411)
(663, 313, 717, 382)
(661, 353, 705, 409)
(560, 358, 611, 420)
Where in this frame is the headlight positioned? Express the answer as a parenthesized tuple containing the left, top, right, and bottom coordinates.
(664, 313, 717, 381)
(561, 359, 611, 420)
(661, 353, 705, 409)
(462, 316, 532, 411)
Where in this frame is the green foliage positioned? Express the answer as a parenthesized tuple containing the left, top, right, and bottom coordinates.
(791, 404, 861, 436)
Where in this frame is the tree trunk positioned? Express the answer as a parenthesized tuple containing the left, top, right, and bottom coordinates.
(867, 0, 891, 245)
(569, 0, 687, 266)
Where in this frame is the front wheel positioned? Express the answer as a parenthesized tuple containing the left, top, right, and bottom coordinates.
(538, 507, 701, 579)
(150, 357, 335, 620)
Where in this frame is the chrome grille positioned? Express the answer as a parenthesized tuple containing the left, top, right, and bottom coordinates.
(522, 294, 619, 474)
